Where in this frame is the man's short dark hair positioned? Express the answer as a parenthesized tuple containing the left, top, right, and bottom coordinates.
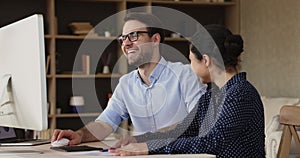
(124, 12, 165, 43)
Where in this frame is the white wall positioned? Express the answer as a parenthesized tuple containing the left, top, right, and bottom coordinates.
(240, 0, 300, 97)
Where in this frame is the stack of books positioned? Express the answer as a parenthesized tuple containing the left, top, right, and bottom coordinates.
(68, 22, 96, 35)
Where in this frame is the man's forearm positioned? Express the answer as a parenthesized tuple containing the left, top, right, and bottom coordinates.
(76, 121, 113, 143)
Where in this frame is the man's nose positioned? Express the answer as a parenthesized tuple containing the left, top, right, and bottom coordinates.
(122, 37, 132, 46)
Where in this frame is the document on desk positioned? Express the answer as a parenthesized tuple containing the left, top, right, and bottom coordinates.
(68, 150, 113, 156)
(0, 150, 43, 155)
(68, 152, 215, 157)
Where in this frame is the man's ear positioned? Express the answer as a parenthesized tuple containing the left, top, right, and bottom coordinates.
(202, 54, 211, 67)
(152, 33, 161, 44)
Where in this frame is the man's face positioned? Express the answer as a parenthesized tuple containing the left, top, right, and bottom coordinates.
(120, 20, 154, 67)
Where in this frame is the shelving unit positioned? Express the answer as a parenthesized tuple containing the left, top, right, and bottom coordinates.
(1, 0, 240, 138)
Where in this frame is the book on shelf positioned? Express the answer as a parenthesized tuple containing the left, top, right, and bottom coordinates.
(86, 55, 90, 75)
(68, 22, 93, 29)
(68, 22, 92, 26)
(73, 29, 96, 35)
(81, 54, 90, 75)
(69, 22, 95, 35)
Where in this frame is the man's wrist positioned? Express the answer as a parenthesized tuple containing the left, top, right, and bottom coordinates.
(75, 128, 84, 142)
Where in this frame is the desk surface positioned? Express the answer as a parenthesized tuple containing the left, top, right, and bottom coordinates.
(0, 140, 215, 158)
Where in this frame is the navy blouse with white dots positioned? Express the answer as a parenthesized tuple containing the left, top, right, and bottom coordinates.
(135, 72, 265, 157)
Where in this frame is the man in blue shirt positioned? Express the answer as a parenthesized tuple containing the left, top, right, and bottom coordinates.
(51, 12, 206, 145)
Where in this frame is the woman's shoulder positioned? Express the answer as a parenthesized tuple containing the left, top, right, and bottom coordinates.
(227, 73, 260, 96)
(225, 74, 262, 106)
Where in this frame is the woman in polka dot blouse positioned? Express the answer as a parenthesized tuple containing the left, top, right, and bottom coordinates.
(109, 24, 265, 157)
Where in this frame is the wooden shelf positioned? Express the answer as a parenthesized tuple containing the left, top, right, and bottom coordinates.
(46, 35, 189, 43)
(55, 35, 117, 40)
(165, 37, 188, 42)
(55, 73, 122, 78)
(151, 1, 235, 6)
(68, 0, 124, 3)
(49, 112, 100, 118)
(44, 34, 52, 39)
(46, 75, 54, 78)
(126, 0, 149, 3)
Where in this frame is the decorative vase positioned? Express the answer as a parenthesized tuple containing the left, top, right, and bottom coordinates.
(103, 65, 110, 74)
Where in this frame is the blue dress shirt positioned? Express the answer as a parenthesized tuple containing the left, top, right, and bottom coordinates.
(135, 72, 265, 157)
(96, 57, 207, 134)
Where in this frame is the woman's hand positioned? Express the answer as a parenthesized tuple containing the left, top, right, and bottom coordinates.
(109, 143, 149, 156)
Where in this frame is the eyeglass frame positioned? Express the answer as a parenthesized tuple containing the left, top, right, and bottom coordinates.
(117, 31, 150, 45)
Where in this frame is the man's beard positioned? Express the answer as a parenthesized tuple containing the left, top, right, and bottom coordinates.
(128, 44, 154, 67)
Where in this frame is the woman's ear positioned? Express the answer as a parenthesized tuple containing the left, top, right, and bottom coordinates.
(202, 54, 211, 67)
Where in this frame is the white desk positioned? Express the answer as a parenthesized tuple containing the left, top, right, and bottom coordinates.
(0, 140, 215, 158)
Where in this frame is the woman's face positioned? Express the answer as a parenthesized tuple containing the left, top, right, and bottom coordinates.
(189, 51, 211, 84)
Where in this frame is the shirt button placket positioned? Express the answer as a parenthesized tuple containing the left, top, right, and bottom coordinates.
(146, 87, 156, 132)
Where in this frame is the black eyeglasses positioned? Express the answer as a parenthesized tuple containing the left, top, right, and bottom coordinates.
(117, 31, 149, 45)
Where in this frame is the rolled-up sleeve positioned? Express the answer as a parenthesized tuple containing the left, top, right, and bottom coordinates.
(96, 77, 129, 132)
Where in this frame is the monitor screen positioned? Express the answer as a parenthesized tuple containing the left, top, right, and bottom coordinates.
(0, 14, 48, 131)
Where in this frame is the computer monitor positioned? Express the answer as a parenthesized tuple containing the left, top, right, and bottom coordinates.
(0, 14, 48, 131)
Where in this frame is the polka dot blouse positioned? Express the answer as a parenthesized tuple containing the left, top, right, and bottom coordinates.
(135, 72, 265, 157)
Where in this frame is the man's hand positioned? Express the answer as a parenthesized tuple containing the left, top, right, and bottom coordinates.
(51, 129, 82, 145)
(51, 121, 113, 145)
(111, 134, 137, 148)
(109, 143, 149, 156)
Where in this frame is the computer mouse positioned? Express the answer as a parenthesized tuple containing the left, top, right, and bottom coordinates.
(51, 138, 70, 147)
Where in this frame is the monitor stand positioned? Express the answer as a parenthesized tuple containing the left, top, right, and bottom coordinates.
(0, 74, 12, 108)
(0, 74, 14, 117)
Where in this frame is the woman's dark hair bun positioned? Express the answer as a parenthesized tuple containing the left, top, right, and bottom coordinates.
(224, 34, 244, 57)
(201, 24, 244, 69)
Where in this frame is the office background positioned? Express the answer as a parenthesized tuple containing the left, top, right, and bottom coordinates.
(240, 0, 300, 98)
(1, 0, 300, 134)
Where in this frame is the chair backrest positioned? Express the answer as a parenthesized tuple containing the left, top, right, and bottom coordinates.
(277, 105, 300, 158)
(261, 96, 300, 129)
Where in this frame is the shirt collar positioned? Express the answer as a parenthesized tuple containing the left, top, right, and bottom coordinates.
(149, 57, 167, 82)
(221, 72, 247, 92)
(134, 57, 167, 85)
(208, 72, 247, 93)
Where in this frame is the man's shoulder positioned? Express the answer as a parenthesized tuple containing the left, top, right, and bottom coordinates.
(164, 61, 192, 72)
(119, 70, 137, 82)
